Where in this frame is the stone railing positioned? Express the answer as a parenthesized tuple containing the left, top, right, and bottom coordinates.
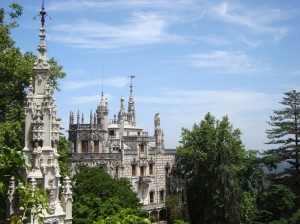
(71, 153, 121, 161)
(164, 148, 176, 155)
(142, 203, 165, 211)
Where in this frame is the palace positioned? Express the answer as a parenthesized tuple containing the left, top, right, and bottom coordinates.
(68, 77, 176, 220)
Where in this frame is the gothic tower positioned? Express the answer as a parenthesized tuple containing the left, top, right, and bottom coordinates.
(7, 3, 72, 223)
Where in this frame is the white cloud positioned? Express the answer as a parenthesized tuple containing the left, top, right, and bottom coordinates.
(182, 51, 269, 73)
(135, 88, 279, 149)
(205, 2, 290, 42)
(49, 12, 181, 49)
(62, 77, 129, 90)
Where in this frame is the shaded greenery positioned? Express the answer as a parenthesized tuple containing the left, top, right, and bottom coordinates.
(94, 208, 151, 224)
(72, 167, 143, 224)
(165, 195, 185, 223)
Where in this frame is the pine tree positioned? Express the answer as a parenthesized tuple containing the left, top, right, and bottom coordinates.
(265, 90, 300, 184)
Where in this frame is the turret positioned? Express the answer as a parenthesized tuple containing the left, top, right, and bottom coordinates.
(127, 75, 136, 126)
(96, 92, 109, 130)
(118, 96, 127, 124)
(154, 113, 164, 154)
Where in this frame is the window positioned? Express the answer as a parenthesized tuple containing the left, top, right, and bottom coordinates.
(74, 141, 77, 153)
(149, 191, 154, 204)
(149, 164, 153, 175)
(160, 190, 164, 203)
(94, 141, 99, 153)
(81, 140, 88, 153)
(115, 166, 119, 178)
(140, 144, 144, 154)
(132, 165, 136, 176)
(109, 130, 115, 136)
(138, 132, 140, 136)
(140, 166, 144, 176)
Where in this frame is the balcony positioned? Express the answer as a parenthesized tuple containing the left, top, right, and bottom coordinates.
(138, 176, 152, 186)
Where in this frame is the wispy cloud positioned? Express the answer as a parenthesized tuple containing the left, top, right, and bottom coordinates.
(62, 77, 128, 90)
(181, 51, 269, 73)
(137, 88, 274, 111)
(48, 0, 198, 11)
(205, 2, 291, 42)
(49, 12, 181, 49)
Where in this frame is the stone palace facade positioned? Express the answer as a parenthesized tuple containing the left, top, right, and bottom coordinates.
(68, 77, 176, 221)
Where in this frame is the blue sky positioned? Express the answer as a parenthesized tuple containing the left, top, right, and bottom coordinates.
(3, 0, 300, 150)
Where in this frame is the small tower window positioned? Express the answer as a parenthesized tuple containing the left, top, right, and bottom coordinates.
(140, 166, 144, 177)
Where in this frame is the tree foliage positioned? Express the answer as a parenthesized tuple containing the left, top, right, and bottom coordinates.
(72, 167, 142, 224)
(57, 136, 70, 177)
(176, 113, 247, 223)
(265, 90, 300, 182)
(94, 208, 151, 224)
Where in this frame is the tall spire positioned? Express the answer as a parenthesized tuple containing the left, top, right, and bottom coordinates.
(34, 0, 51, 70)
(14, 1, 73, 223)
(127, 75, 136, 126)
(101, 65, 104, 97)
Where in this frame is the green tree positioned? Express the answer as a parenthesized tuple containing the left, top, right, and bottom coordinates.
(72, 167, 142, 224)
(176, 113, 247, 223)
(265, 90, 300, 184)
(57, 136, 70, 177)
(94, 208, 151, 224)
